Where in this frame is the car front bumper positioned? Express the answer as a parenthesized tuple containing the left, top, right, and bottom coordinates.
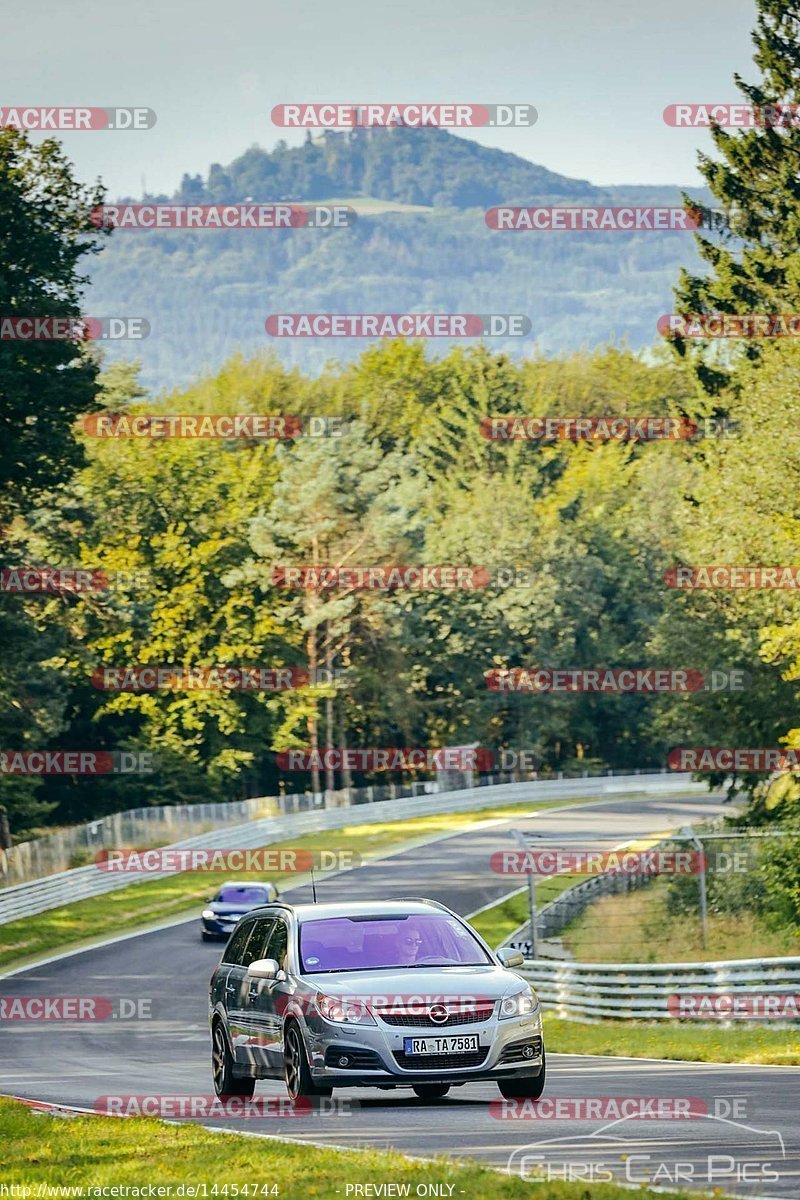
(201, 917, 237, 938)
(303, 1011, 544, 1087)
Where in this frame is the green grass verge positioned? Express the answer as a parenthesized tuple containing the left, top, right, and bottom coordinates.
(0, 797, 582, 972)
(560, 876, 800, 962)
(470, 874, 583, 949)
(0, 1096, 688, 1198)
(469, 831, 676, 951)
(545, 1015, 800, 1065)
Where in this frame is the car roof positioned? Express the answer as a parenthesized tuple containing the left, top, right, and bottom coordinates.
(244, 899, 451, 923)
(215, 881, 274, 890)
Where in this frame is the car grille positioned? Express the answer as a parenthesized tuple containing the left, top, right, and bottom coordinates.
(393, 1048, 488, 1070)
(498, 1036, 543, 1065)
(379, 1006, 494, 1028)
(324, 1046, 383, 1069)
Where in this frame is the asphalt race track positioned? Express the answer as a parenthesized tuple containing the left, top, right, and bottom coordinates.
(2, 790, 799, 1197)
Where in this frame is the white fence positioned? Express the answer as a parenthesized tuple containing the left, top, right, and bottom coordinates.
(520, 955, 800, 1021)
(0, 772, 700, 926)
(1, 782, 442, 887)
(0, 766, 675, 888)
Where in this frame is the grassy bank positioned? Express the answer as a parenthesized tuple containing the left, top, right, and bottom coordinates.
(560, 876, 800, 962)
(0, 1096, 689, 1198)
(545, 1015, 800, 1065)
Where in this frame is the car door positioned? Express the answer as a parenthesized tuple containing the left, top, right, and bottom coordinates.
(215, 918, 257, 1018)
(224, 917, 274, 1070)
(245, 915, 291, 1075)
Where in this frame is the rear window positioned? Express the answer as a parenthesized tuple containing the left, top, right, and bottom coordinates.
(216, 885, 271, 905)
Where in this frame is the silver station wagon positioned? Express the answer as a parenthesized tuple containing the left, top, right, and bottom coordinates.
(209, 898, 545, 1101)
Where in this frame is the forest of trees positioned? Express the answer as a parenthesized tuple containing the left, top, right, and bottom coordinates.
(2, 0, 799, 840)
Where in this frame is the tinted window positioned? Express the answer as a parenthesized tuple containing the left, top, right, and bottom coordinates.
(265, 918, 289, 970)
(222, 920, 256, 965)
(241, 918, 275, 966)
(217, 885, 272, 905)
(298, 913, 491, 973)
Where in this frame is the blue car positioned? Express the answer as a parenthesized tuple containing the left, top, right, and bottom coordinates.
(201, 881, 279, 942)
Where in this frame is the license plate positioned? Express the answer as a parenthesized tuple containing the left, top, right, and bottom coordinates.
(403, 1035, 479, 1055)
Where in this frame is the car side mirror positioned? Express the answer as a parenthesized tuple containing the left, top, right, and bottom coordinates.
(247, 957, 285, 981)
(498, 948, 525, 968)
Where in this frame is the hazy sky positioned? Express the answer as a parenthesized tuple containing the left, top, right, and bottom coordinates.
(3, 0, 758, 197)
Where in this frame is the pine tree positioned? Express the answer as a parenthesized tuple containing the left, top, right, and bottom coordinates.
(673, 1, 800, 393)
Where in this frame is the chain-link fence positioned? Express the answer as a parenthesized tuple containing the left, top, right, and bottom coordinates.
(504, 825, 800, 963)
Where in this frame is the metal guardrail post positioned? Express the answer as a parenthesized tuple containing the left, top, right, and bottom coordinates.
(512, 828, 537, 958)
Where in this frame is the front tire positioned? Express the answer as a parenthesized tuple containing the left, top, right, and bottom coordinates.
(284, 1022, 332, 1100)
(497, 1049, 546, 1100)
(412, 1084, 450, 1101)
(212, 1021, 255, 1098)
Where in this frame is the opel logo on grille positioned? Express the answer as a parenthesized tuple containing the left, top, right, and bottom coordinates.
(429, 1004, 449, 1024)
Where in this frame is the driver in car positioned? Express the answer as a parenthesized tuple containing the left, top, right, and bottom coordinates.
(396, 923, 424, 965)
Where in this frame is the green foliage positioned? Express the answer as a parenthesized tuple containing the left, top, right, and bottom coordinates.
(674, 1, 800, 391)
(0, 128, 107, 831)
(0, 128, 107, 518)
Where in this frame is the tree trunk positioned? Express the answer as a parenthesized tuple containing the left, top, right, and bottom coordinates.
(324, 627, 335, 797)
(338, 644, 353, 790)
(307, 621, 321, 796)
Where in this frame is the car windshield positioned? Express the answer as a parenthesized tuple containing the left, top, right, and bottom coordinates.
(216, 886, 269, 905)
(298, 913, 491, 973)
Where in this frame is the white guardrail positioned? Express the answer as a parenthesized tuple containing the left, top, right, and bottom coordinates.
(0, 772, 700, 926)
(519, 956, 800, 1021)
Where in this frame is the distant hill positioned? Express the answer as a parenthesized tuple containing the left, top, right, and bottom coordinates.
(88, 128, 708, 391)
(172, 126, 602, 209)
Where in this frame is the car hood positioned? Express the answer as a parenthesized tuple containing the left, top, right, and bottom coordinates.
(302, 964, 524, 1002)
(208, 902, 258, 916)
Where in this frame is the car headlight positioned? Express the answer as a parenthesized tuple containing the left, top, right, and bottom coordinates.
(201, 909, 217, 920)
(499, 988, 540, 1020)
(315, 993, 376, 1025)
